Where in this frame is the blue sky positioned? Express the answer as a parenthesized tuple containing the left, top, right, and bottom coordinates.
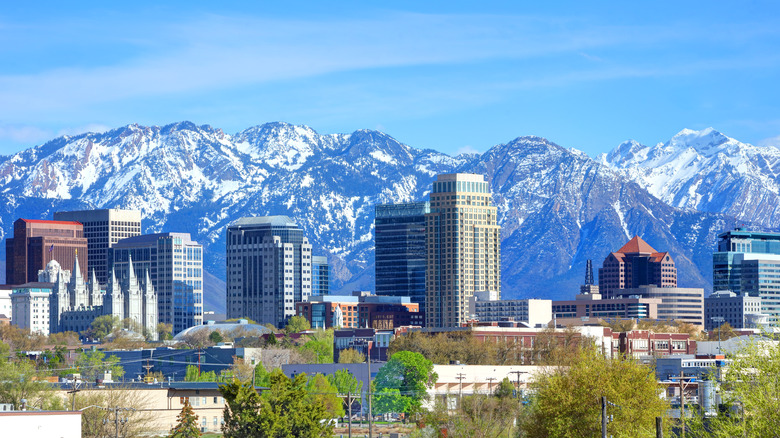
(1, 1, 779, 156)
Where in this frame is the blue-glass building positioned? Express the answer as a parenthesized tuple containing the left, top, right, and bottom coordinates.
(311, 256, 330, 297)
(713, 228, 780, 325)
(374, 202, 429, 309)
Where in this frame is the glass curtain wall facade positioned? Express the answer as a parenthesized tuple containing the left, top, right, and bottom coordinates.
(111, 233, 203, 334)
(714, 228, 780, 325)
(311, 256, 330, 297)
(374, 202, 429, 308)
(226, 216, 313, 328)
(425, 174, 501, 328)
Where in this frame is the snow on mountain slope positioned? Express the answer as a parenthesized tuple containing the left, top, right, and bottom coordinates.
(602, 128, 780, 227)
(0, 122, 750, 310)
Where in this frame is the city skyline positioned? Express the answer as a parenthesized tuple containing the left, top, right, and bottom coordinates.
(1, 2, 779, 157)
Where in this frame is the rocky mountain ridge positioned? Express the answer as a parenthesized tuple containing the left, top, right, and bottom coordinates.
(0, 122, 757, 312)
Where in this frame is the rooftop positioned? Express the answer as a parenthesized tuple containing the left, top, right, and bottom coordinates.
(617, 236, 659, 254)
(113, 232, 197, 247)
(230, 216, 298, 228)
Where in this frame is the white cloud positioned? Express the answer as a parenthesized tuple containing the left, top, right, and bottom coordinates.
(0, 12, 705, 118)
(0, 124, 52, 145)
(57, 124, 111, 137)
(758, 135, 780, 148)
(456, 145, 481, 155)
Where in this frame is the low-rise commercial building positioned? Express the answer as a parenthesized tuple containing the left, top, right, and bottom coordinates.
(704, 290, 765, 331)
(615, 285, 704, 326)
(552, 292, 661, 321)
(296, 293, 422, 330)
(470, 293, 551, 327)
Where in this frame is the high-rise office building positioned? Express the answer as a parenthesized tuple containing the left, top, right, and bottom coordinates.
(111, 233, 202, 335)
(599, 236, 677, 299)
(54, 209, 142, 284)
(5, 219, 88, 285)
(425, 173, 501, 328)
(311, 256, 330, 297)
(375, 202, 429, 307)
(713, 228, 780, 325)
(226, 216, 314, 328)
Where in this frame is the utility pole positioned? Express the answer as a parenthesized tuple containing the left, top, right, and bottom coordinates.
(456, 373, 466, 403)
(670, 372, 695, 438)
(367, 340, 373, 438)
(97, 406, 135, 438)
(346, 391, 354, 438)
(67, 378, 81, 411)
(486, 377, 497, 394)
(509, 371, 527, 398)
(601, 396, 607, 438)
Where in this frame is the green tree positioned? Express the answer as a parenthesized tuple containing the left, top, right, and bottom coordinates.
(0, 354, 55, 409)
(307, 373, 344, 418)
(254, 362, 270, 387)
(220, 379, 263, 437)
(521, 346, 669, 438)
(184, 364, 218, 382)
(494, 377, 515, 399)
(338, 348, 365, 363)
(327, 368, 363, 396)
(373, 384, 411, 415)
(75, 350, 125, 381)
(259, 370, 333, 437)
(704, 337, 780, 437)
(209, 330, 224, 344)
(220, 369, 333, 437)
(427, 393, 521, 438)
(169, 399, 201, 438)
(298, 329, 334, 364)
(374, 351, 437, 417)
(86, 315, 120, 340)
(265, 333, 278, 346)
(285, 315, 311, 334)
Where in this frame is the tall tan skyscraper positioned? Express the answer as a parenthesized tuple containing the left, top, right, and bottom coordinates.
(425, 173, 501, 327)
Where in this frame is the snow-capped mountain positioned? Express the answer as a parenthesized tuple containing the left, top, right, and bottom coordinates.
(602, 128, 780, 227)
(0, 122, 750, 312)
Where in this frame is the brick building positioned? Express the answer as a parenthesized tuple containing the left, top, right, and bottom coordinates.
(6, 219, 87, 285)
(599, 236, 677, 299)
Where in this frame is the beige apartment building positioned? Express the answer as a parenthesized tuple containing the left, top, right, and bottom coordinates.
(425, 173, 501, 328)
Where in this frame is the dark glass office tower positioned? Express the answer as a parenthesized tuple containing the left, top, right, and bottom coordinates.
(375, 202, 429, 310)
(226, 216, 313, 328)
(311, 256, 330, 297)
(714, 228, 780, 325)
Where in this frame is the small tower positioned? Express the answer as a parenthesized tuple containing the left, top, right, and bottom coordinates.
(579, 259, 600, 295)
(49, 270, 70, 333)
(142, 268, 158, 341)
(124, 254, 143, 327)
(70, 254, 88, 309)
(103, 266, 124, 320)
(88, 269, 104, 307)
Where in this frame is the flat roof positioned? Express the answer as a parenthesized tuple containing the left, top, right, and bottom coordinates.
(19, 219, 82, 226)
(230, 216, 297, 228)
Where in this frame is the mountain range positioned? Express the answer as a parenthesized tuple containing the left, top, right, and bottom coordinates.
(1, 122, 770, 313)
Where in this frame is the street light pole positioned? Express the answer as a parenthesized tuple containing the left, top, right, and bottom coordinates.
(711, 316, 725, 357)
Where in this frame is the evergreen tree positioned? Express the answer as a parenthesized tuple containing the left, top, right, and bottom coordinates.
(169, 400, 201, 438)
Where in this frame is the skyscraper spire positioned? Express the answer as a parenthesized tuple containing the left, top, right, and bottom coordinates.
(585, 259, 594, 286)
